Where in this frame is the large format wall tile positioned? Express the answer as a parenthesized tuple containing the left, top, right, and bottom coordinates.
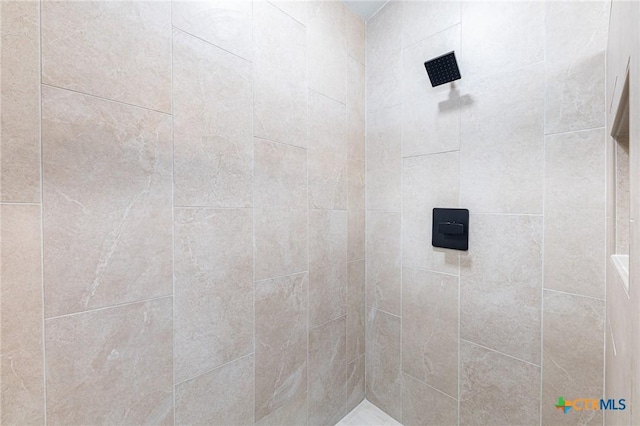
(367, 49, 402, 113)
(255, 273, 308, 423)
(460, 340, 540, 425)
(42, 1, 171, 112)
(346, 9, 365, 64)
(308, 90, 347, 210)
(309, 209, 347, 327)
(460, 214, 542, 364)
(403, 268, 458, 398)
(308, 1, 347, 103)
(254, 1, 307, 147)
(347, 159, 365, 261)
(366, 308, 402, 423)
(402, 25, 461, 157)
(460, 64, 544, 214)
(347, 56, 365, 161)
(45, 298, 173, 424)
(544, 129, 606, 299)
(255, 208, 308, 280)
(545, 1, 609, 134)
(174, 208, 253, 383)
(402, 151, 460, 275)
(366, 1, 402, 111)
(1, 1, 40, 202)
(366, 211, 401, 316)
(542, 290, 604, 426)
(461, 1, 544, 82)
(1, 204, 44, 424)
(347, 260, 365, 362)
(172, 0, 253, 61)
(173, 29, 253, 208)
(367, 0, 402, 70)
(42, 86, 172, 317)
(176, 355, 254, 425)
(347, 354, 365, 413)
(403, 374, 458, 426)
(367, 105, 401, 211)
(309, 316, 347, 425)
(402, 0, 460, 49)
(254, 138, 307, 209)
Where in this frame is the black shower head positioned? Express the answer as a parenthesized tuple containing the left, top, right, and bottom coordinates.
(424, 51, 461, 87)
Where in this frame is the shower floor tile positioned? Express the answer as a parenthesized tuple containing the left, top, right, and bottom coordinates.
(337, 400, 402, 426)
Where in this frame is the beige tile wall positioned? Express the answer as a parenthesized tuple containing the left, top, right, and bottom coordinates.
(0, 1, 365, 424)
(366, 1, 610, 424)
(605, 1, 640, 425)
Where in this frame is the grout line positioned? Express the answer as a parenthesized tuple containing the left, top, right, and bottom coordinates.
(461, 339, 541, 368)
(542, 287, 606, 302)
(253, 135, 306, 151)
(368, 101, 403, 113)
(309, 207, 348, 212)
(540, 3, 547, 421)
(457, 19, 462, 426)
(169, 9, 176, 423)
(470, 212, 544, 217)
(39, 0, 47, 422)
(344, 30, 350, 416)
(171, 27, 252, 64)
(403, 372, 458, 402)
(0, 201, 42, 205)
(544, 125, 606, 138)
(40, 83, 170, 116)
(363, 11, 368, 403)
(305, 19, 311, 422)
(602, 22, 609, 405)
(173, 205, 252, 209)
(250, 0, 257, 421)
(255, 270, 309, 285)
(173, 352, 255, 388)
(265, 0, 306, 28)
(308, 86, 347, 107)
(44, 295, 173, 321)
(366, 208, 401, 213)
(401, 22, 462, 51)
(403, 265, 460, 278)
(401, 149, 461, 160)
(398, 3, 405, 422)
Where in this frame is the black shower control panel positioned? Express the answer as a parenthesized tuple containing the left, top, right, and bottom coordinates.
(432, 208, 469, 251)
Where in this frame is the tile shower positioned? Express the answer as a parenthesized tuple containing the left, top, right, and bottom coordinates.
(365, 1, 610, 424)
(2, 1, 365, 424)
(0, 1, 627, 425)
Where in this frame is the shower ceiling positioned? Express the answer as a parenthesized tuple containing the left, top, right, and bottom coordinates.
(342, 0, 389, 21)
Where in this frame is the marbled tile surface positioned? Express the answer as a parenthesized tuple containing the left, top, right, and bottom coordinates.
(42, 86, 173, 317)
(1, 1, 41, 202)
(1, 204, 44, 424)
(42, 0, 171, 112)
(45, 298, 173, 424)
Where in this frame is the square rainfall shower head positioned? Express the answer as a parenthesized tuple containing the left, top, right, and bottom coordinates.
(424, 51, 461, 87)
